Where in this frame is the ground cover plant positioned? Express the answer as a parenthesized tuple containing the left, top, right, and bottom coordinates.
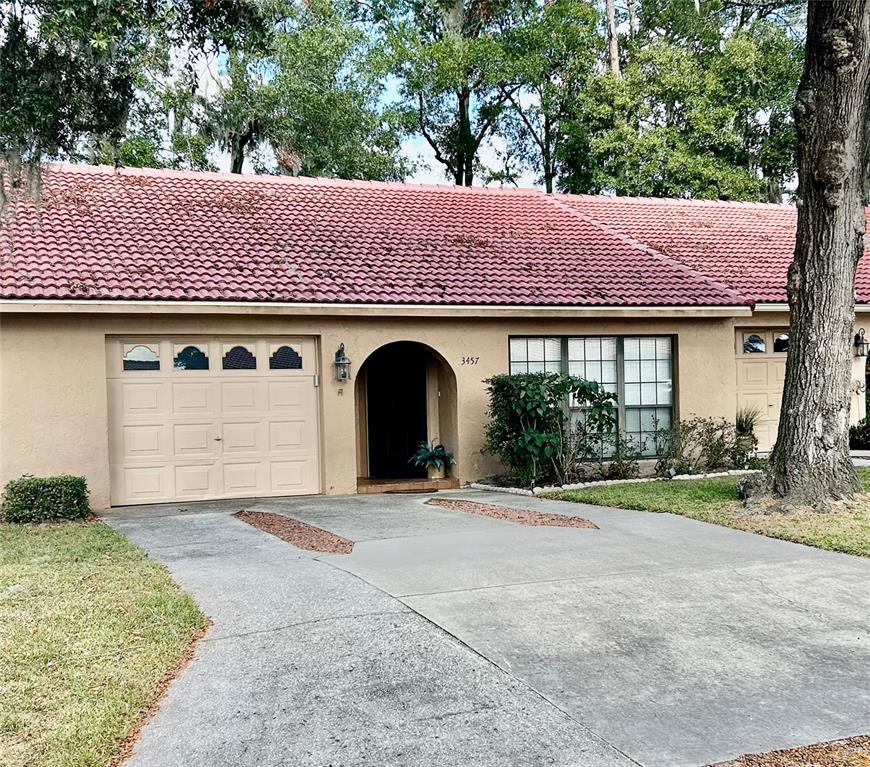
(0, 521, 204, 767)
(549, 468, 870, 558)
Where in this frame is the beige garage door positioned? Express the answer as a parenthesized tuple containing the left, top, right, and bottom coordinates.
(107, 337, 320, 505)
(735, 329, 788, 452)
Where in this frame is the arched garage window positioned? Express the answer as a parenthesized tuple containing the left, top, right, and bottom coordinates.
(123, 344, 159, 371)
(743, 334, 766, 353)
(174, 345, 209, 370)
(223, 345, 256, 370)
(269, 345, 302, 370)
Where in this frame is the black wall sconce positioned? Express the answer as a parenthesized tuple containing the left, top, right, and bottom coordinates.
(334, 343, 352, 381)
(855, 329, 869, 357)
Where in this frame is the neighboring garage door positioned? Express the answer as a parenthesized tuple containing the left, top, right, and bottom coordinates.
(107, 337, 320, 505)
(735, 329, 788, 452)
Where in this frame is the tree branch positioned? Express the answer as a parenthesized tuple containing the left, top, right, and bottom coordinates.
(501, 86, 545, 154)
(418, 94, 456, 177)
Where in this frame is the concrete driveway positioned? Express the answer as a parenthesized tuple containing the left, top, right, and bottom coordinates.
(103, 490, 870, 767)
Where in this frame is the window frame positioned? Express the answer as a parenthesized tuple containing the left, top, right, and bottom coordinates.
(507, 334, 678, 457)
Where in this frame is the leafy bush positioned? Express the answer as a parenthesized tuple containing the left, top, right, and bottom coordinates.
(601, 432, 645, 480)
(2, 475, 89, 523)
(483, 373, 616, 487)
(653, 417, 752, 477)
(850, 418, 870, 449)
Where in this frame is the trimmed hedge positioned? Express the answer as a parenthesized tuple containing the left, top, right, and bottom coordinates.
(2, 475, 90, 523)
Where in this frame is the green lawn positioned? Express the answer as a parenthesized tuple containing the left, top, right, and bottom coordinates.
(550, 468, 870, 558)
(0, 521, 204, 767)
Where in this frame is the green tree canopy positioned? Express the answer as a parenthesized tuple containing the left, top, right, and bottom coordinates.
(0, 0, 268, 186)
(555, 0, 804, 200)
(202, 0, 410, 178)
(377, 0, 537, 186)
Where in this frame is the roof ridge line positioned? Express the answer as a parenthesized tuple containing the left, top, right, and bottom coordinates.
(545, 195, 751, 306)
(556, 191, 796, 210)
(41, 162, 546, 197)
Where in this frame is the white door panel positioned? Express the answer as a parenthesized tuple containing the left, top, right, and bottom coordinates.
(735, 329, 787, 452)
(107, 337, 320, 505)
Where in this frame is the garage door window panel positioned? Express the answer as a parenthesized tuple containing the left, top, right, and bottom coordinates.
(743, 334, 767, 354)
(269, 345, 303, 371)
(123, 344, 160, 371)
(223, 344, 257, 370)
(174, 344, 210, 371)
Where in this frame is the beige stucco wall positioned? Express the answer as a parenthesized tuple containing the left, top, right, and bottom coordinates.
(1, 311, 736, 509)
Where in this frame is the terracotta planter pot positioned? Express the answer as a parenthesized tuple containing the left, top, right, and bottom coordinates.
(427, 464, 446, 480)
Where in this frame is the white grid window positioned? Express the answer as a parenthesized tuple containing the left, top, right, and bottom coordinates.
(508, 335, 675, 458)
(509, 337, 562, 374)
(623, 337, 673, 456)
(568, 337, 618, 394)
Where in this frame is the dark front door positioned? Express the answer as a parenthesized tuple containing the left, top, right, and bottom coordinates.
(366, 343, 428, 479)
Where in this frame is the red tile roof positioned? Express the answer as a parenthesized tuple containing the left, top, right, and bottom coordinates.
(560, 194, 870, 304)
(0, 165, 746, 307)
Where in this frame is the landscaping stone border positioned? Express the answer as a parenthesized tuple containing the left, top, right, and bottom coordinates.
(469, 469, 762, 497)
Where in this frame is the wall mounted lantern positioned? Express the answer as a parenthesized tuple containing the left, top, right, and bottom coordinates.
(855, 329, 870, 358)
(334, 343, 352, 381)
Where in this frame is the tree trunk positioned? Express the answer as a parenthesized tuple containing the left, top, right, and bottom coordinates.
(606, 0, 621, 78)
(767, 2, 870, 505)
(457, 88, 474, 186)
(543, 112, 554, 194)
(764, 175, 783, 204)
(626, 0, 637, 35)
(229, 121, 258, 174)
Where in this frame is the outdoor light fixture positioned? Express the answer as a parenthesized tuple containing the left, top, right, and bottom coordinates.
(334, 343, 352, 381)
(855, 329, 870, 358)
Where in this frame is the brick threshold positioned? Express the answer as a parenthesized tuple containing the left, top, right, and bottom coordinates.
(357, 477, 459, 494)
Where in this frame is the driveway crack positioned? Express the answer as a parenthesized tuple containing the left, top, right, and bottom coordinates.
(202, 609, 409, 643)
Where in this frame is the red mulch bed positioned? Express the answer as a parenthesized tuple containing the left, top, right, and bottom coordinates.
(233, 511, 354, 554)
(426, 498, 597, 529)
(707, 735, 870, 767)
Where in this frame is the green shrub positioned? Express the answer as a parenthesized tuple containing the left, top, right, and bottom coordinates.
(850, 418, 870, 449)
(653, 417, 752, 477)
(602, 432, 645, 480)
(483, 372, 616, 487)
(2, 475, 90, 523)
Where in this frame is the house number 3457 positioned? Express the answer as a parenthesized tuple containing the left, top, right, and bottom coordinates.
(461, 356, 480, 366)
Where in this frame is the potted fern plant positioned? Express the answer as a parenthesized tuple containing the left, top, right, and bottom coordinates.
(410, 442, 455, 480)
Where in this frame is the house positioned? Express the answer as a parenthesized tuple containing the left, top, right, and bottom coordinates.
(1, 164, 867, 508)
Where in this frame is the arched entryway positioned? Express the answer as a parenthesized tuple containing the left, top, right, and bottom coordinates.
(355, 341, 458, 483)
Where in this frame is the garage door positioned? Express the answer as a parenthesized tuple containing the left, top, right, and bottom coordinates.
(735, 329, 788, 452)
(107, 337, 320, 505)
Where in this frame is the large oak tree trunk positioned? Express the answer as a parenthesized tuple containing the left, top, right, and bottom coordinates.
(768, 2, 870, 505)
